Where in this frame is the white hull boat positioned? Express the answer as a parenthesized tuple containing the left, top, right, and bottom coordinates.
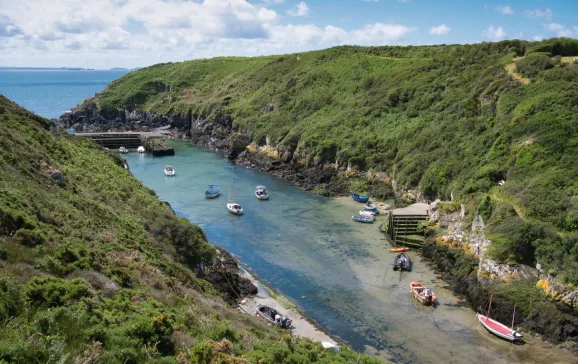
(137, 146, 145, 153)
(255, 185, 269, 200)
(227, 166, 243, 215)
(164, 165, 175, 176)
(119, 146, 128, 154)
(227, 202, 243, 215)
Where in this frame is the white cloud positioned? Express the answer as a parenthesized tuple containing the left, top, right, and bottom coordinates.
(543, 23, 564, 32)
(495, 5, 514, 15)
(287, 1, 309, 16)
(429, 24, 450, 35)
(525, 8, 553, 19)
(0, 0, 419, 68)
(532, 35, 544, 41)
(542, 22, 576, 37)
(483, 26, 507, 41)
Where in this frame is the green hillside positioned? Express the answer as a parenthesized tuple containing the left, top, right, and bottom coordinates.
(0, 95, 379, 363)
(93, 38, 578, 285)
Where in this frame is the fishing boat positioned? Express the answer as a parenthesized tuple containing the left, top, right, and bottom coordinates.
(390, 247, 409, 253)
(119, 146, 128, 154)
(255, 185, 269, 200)
(205, 184, 220, 198)
(351, 194, 369, 203)
(477, 292, 523, 342)
(410, 281, 437, 305)
(164, 165, 175, 176)
(137, 146, 145, 153)
(352, 215, 375, 223)
(226, 166, 243, 215)
(393, 252, 411, 271)
(256, 305, 292, 329)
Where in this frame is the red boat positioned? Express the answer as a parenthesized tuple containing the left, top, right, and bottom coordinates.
(477, 292, 523, 342)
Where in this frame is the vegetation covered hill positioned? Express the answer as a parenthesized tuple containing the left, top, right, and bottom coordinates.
(0, 95, 379, 363)
(91, 38, 578, 286)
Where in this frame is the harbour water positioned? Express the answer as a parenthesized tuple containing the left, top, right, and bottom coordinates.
(124, 141, 576, 364)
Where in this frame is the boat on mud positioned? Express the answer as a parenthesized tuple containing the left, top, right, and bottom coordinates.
(410, 281, 437, 305)
(363, 203, 379, 215)
(351, 194, 369, 203)
(352, 214, 375, 223)
(256, 305, 292, 329)
(390, 247, 408, 253)
(393, 252, 411, 271)
(164, 165, 175, 176)
(255, 185, 269, 200)
(477, 292, 523, 343)
(119, 146, 129, 154)
(205, 184, 220, 198)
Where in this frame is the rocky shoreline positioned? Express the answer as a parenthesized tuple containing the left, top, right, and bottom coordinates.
(422, 203, 578, 354)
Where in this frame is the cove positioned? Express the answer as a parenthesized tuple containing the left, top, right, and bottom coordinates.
(123, 140, 574, 364)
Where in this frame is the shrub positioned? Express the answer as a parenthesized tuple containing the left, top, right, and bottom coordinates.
(22, 276, 91, 307)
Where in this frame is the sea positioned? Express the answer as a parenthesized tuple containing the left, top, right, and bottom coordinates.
(0, 69, 128, 119)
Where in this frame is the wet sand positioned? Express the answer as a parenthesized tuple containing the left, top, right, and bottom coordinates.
(333, 197, 576, 363)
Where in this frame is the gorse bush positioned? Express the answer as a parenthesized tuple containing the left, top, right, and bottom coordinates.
(0, 95, 381, 362)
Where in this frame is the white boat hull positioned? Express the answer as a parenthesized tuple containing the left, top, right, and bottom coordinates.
(227, 202, 243, 215)
(205, 192, 219, 198)
(255, 193, 269, 200)
(164, 171, 175, 176)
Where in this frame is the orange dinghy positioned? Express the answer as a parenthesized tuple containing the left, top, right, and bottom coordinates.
(410, 282, 437, 305)
(390, 247, 408, 253)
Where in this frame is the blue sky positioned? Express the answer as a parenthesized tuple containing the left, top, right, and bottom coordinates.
(0, 0, 576, 68)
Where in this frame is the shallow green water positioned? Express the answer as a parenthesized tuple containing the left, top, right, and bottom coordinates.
(123, 141, 572, 364)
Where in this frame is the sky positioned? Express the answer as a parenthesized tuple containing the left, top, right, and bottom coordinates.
(0, 0, 576, 69)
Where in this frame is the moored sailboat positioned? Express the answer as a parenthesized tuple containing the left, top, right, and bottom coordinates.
(477, 292, 523, 343)
(227, 166, 243, 215)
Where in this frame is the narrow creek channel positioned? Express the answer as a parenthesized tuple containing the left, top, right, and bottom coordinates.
(123, 140, 575, 364)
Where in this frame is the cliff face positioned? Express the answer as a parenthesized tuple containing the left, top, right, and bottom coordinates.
(59, 98, 191, 132)
(424, 200, 578, 351)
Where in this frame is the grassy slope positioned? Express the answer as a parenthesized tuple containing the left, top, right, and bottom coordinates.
(0, 95, 380, 363)
(94, 38, 578, 285)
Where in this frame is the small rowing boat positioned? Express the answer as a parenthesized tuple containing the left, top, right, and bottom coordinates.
(389, 247, 408, 253)
(410, 281, 437, 305)
(352, 194, 369, 203)
(352, 215, 375, 223)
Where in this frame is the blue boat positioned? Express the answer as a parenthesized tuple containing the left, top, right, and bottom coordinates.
(205, 184, 220, 198)
(351, 194, 369, 203)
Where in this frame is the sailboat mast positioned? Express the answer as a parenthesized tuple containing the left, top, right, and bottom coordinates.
(511, 304, 516, 329)
(231, 166, 235, 202)
(487, 291, 493, 317)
